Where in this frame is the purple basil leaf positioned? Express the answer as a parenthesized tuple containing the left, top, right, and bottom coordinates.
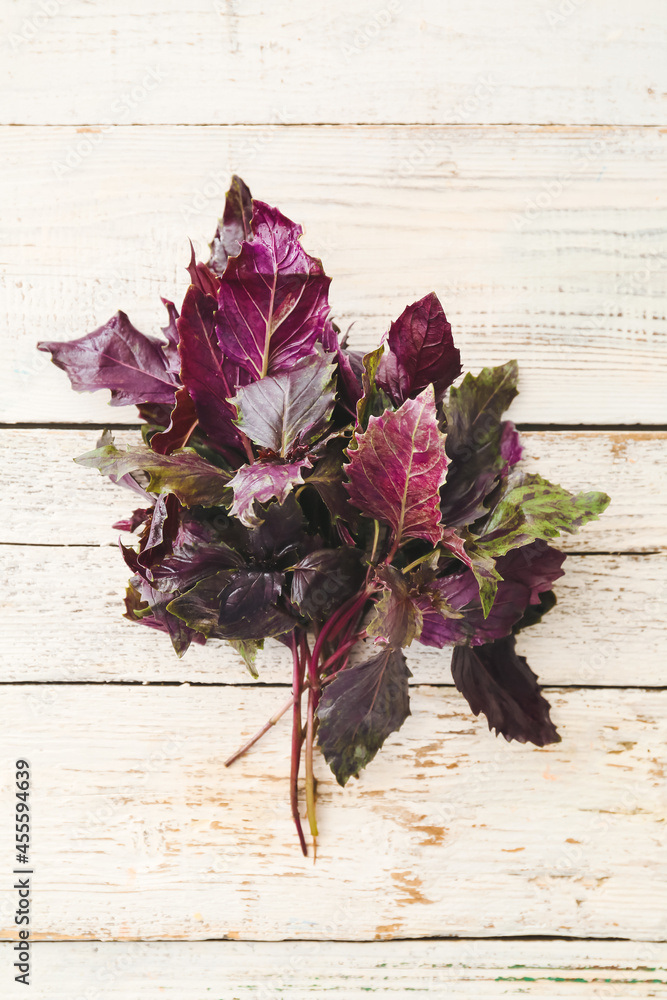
(440, 526, 502, 618)
(246, 493, 309, 563)
(497, 540, 565, 635)
(450, 579, 528, 645)
(146, 515, 245, 593)
(149, 386, 199, 455)
(228, 459, 312, 528)
(451, 635, 561, 747)
(376, 293, 461, 406)
(319, 316, 339, 354)
(166, 570, 234, 637)
(304, 437, 358, 527)
(147, 545, 242, 594)
(76, 436, 232, 507)
(200, 495, 307, 569)
(496, 540, 566, 605)
(207, 174, 254, 274)
(346, 386, 448, 546)
(367, 565, 422, 648)
(95, 430, 154, 503)
(37, 311, 179, 406)
(415, 539, 565, 649)
(112, 506, 152, 533)
(321, 320, 364, 415)
(168, 567, 295, 644)
(413, 590, 469, 647)
(500, 420, 523, 467)
(216, 200, 332, 380)
(412, 567, 520, 648)
(335, 347, 365, 415)
(160, 298, 181, 374)
(440, 361, 521, 528)
(177, 284, 250, 463)
(291, 546, 365, 620)
(513, 590, 557, 634)
(232, 351, 337, 455)
(317, 646, 412, 786)
(136, 401, 173, 431)
(217, 570, 296, 640)
(125, 576, 205, 657)
(119, 539, 143, 578)
(137, 492, 180, 571)
(355, 346, 393, 430)
(186, 242, 221, 297)
(440, 444, 510, 529)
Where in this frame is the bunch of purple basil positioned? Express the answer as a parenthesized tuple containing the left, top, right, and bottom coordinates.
(38, 176, 609, 854)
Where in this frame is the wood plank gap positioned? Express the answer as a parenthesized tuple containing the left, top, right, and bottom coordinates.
(554, 550, 664, 556)
(0, 422, 143, 431)
(3, 680, 666, 690)
(0, 933, 643, 944)
(3, 542, 653, 557)
(3, 422, 667, 432)
(517, 424, 667, 433)
(4, 122, 667, 129)
(0, 541, 115, 548)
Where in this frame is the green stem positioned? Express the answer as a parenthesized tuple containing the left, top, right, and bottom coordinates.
(402, 548, 441, 575)
(369, 519, 381, 564)
(305, 683, 318, 841)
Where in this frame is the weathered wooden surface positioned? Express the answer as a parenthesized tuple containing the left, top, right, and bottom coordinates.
(3, 429, 664, 550)
(1, 427, 664, 684)
(3, 0, 667, 989)
(3, 125, 666, 424)
(13, 940, 667, 998)
(2, 545, 664, 686)
(1, 0, 666, 126)
(0, 685, 666, 942)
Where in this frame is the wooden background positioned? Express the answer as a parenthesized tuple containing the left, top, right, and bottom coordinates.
(1, 0, 667, 995)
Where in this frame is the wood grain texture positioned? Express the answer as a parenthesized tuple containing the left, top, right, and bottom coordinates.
(3, 126, 666, 424)
(12, 940, 667, 999)
(2, 0, 666, 981)
(3, 546, 664, 686)
(2, 429, 662, 550)
(1, 0, 666, 126)
(1, 427, 663, 684)
(1, 685, 666, 942)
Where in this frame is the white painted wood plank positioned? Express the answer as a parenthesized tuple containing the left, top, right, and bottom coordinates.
(1, 0, 666, 125)
(10, 940, 667, 998)
(3, 126, 666, 424)
(0, 685, 665, 941)
(2, 545, 664, 686)
(1, 428, 663, 683)
(1, 429, 662, 550)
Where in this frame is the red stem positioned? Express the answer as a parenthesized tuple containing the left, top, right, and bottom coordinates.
(224, 680, 309, 767)
(290, 632, 308, 856)
(319, 633, 361, 674)
(239, 431, 255, 464)
(310, 589, 372, 680)
(385, 536, 400, 563)
(300, 633, 319, 843)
